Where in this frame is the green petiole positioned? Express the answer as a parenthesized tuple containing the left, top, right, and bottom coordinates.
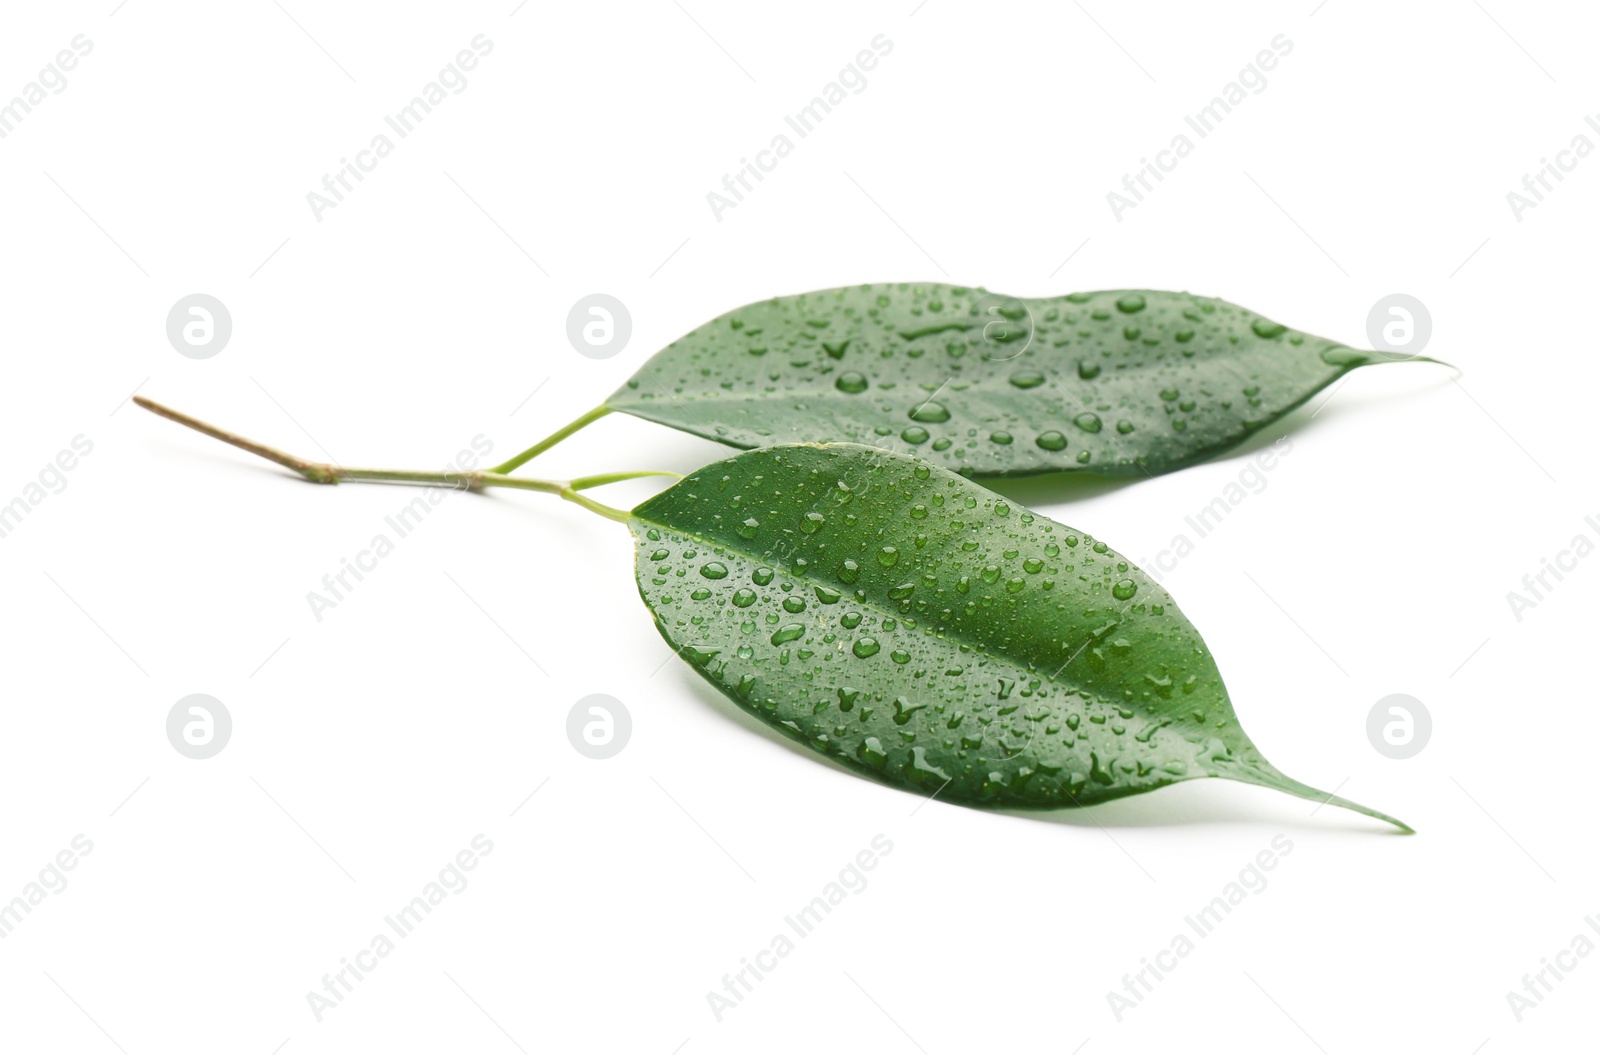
(489, 404, 613, 475)
(132, 396, 668, 524)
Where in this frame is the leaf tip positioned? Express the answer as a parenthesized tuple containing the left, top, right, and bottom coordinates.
(1232, 764, 1412, 834)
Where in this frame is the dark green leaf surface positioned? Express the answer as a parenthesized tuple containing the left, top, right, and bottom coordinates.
(629, 442, 1406, 829)
(609, 284, 1413, 478)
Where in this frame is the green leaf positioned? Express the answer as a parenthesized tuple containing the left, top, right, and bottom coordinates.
(629, 442, 1408, 830)
(609, 284, 1428, 478)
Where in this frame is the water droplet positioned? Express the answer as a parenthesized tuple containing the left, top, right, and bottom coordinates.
(1010, 370, 1045, 389)
(835, 371, 869, 394)
(1251, 318, 1286, 339)
(885, 697, 923, 726)
(814, 586, 841, 604)
(1112, 579, 1138, 600)
(838, 560, 860, 584)
(878, 546, 899, 567)
(901, 426, 930, 444)
(732, 588, 756, 608)
(782, 596, 806, 614)
(888, 582, 916, 600)
(908, 400, 950, 423)
(700, 562, 729, 579)
(1073, 413, 1102, 433)
(840, 611, 863, 629)
(801, 511, 824, 533)
(989, 430, 1013, 445)
(853, 637, 881, 658)
(1116, 419, 1134, 434)
(1036, 431, 1068, 451)
(1320, 346, 1368, 367)
(771, 623, 804, 645)
(1078, 360, 1101, 379)
(1159, 387, 1179, 402)
(1116, 293, 1146, 314)
(737, 517, 760, 539)
(753, 567, 775, 586)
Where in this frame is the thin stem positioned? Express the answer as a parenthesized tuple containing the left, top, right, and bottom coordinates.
(560, 490, 635, 523)
(569, 469, 683, 490)
(133, 396, 648, 524)
(134, 395, 341, 483)
(491, 404, 613, 475)
(344, 467, 562, 496)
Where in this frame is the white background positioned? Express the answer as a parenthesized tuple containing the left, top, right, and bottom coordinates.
(0, 1, 1592, 1051)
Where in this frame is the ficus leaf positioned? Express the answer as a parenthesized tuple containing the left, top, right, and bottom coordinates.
(630, 441, 1408, 830)
(607, 285, 1430, 478)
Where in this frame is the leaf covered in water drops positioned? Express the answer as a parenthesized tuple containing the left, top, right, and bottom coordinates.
(608, 284, 1429, 478)
(628, 442, 1407, 829)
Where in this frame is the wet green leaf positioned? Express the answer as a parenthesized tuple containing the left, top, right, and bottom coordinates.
(629, 442, 1407, 830)
(609, 284, 1426, 478)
